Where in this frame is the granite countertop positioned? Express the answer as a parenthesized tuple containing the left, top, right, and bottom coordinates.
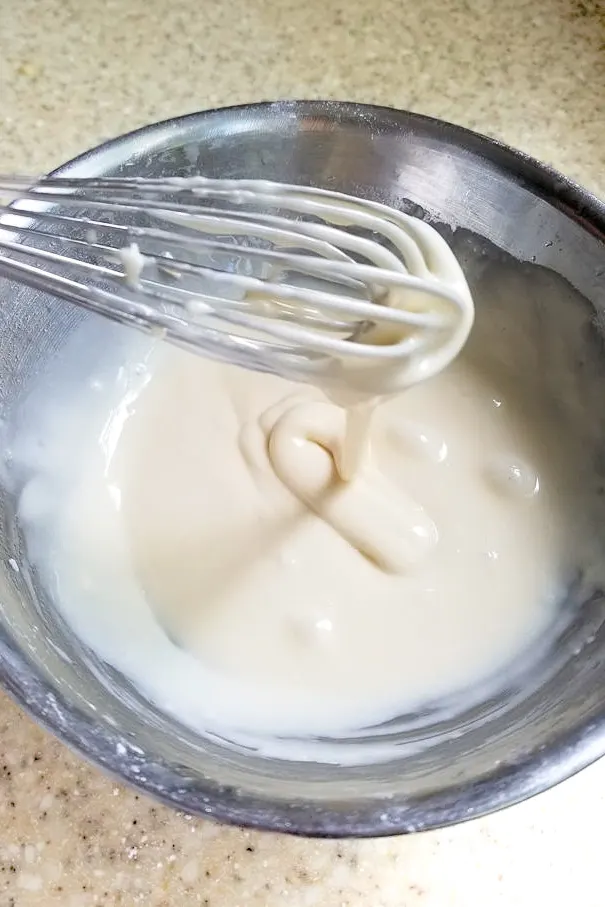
(0, 0, 604, 904)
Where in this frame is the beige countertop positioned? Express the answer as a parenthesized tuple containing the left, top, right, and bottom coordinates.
(0, 0, 604, 904)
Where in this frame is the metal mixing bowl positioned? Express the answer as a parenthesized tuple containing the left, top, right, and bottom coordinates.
(1, 101, 605, 837)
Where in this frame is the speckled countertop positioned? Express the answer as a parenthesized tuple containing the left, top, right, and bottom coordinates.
(0, 0, 604, 904)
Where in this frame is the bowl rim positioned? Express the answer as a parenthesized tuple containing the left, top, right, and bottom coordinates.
(3, 100, 605, 838)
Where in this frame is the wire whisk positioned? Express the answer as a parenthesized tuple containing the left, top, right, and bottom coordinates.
(0, 174, 474, 396)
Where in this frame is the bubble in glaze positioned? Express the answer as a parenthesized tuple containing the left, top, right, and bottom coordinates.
(391, 420, 448, 464)
(485, 456, 540, 499)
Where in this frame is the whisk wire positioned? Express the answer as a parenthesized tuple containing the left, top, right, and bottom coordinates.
(0, 174, 474, 391)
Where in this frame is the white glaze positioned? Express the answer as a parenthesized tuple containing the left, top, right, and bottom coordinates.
(12, 340, 582, 760)
(8, 200, 591, 764)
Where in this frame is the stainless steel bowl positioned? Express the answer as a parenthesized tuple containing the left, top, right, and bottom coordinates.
(1, 101, 605, 837)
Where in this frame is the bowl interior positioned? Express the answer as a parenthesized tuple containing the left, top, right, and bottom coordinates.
(1, 102, 605, 836)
